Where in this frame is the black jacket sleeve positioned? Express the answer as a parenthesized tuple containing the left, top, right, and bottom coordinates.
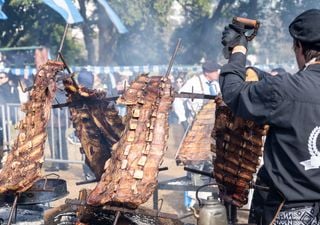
(219, 52, 285, 125)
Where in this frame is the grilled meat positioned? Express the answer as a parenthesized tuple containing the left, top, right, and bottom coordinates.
(0, 61, 64, 193)
(176, 100, 216, 165)
(87, 75, 173, 208)
(64, 79, 124, 179)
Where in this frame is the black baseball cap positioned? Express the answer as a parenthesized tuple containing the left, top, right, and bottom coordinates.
(289, 9, 320, 49)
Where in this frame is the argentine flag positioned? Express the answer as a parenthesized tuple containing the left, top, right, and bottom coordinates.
(42, 0, 83, 24)
(0, 0, 7, 20)
(97, 0, 128, 34)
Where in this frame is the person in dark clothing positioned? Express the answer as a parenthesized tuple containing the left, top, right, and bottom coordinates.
(78, 69, 94, 87)
(221, 9, 320, 225)
(0, 72, 19, 164)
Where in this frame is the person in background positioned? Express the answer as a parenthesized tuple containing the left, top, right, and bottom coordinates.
(172, 62, 221, 211)
(174, 73, 186, 90)
(73, 69, 96, 180)
(115, 72, 131, 117)
(0, 72, 20, 104)
(94, 73, 108, 92)
(46, 81, 69, 171)
(169, 74, 186, 124)
(220, 8, 320, 224)
(0, 72, 19, 157)
(68, 68, 95, 145)
(173, 60, 221, 130)
(78, 69, 94, 88)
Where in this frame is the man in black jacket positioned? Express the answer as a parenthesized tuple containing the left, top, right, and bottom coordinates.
(220, 9, 320, 225)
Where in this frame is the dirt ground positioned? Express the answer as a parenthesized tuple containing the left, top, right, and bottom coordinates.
(40, 124, 249, 224)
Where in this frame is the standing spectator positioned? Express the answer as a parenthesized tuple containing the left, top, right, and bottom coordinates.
(93, 73, 107, 91)
(75, 69, 96, 179)
(173, 60, 221, 130)
(169, 74, 186, 124)
(174, 73, 186, 90)
(78, 69, 94, 87)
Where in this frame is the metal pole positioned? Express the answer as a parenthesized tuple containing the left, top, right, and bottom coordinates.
(1, 105, 7, 152)
(56, 23, 69, 61)
(165, 38, 182, 78)
(57, 109, 63, 164)
(113, 211, 121, 225)
(7, 194, 19, 225)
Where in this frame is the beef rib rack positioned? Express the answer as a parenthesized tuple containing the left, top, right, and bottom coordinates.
(0, 61, 64, 193)
(212, 69, 269, 207)
(175, 100, 216, 165)
(63, 79, 125, 179)
(87, 74, 173, 208)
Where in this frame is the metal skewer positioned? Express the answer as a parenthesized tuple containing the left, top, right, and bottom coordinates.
(56, 23, 69, 61)
(113, 211, 121, 225)
(165, 38, 182, 78)
(7, 194, 19, 225)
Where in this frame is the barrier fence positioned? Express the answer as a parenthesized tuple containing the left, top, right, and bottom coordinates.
(0, 103, 85, 167)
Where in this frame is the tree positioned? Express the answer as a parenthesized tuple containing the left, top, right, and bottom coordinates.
(94, 0, 175, 66)
(171, 0, 261, 64)
(0, 0, 85, 65)
(0, 0, 318, 68)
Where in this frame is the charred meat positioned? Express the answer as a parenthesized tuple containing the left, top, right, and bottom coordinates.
(0, 61, 64, 193)
(87, 75, 173, 208)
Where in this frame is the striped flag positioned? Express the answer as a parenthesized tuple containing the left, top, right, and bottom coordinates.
(42, 0, 83, 24)
(0, 0, 7, 20)
(97, 0, 128, 34)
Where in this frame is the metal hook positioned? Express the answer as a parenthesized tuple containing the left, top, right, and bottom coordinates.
(157, 198, 164, 217)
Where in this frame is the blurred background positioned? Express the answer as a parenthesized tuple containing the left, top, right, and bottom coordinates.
(0, 0, 318, 70)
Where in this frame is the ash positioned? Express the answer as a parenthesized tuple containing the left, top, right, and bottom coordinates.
(123, 213, 158, 225)
(0, 206, 44, 225)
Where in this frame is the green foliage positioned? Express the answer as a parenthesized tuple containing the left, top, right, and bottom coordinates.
(0, 0, 85, 65)
(0, 0, 318, 68)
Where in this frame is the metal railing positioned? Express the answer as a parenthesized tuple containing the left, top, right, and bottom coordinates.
(0, 103, 84, 166)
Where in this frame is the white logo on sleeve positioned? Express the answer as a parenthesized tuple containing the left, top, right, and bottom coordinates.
(300, 126, 320, 170)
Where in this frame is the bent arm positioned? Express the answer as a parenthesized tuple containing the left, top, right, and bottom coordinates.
(220, 52, 283, 125)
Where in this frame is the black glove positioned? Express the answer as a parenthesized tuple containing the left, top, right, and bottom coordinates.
(222, 24, 248, 58)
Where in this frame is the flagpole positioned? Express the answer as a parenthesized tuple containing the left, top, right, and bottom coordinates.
(56, 23, 69, 60)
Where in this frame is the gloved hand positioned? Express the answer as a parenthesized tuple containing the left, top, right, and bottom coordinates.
(222, 24, 248, 58)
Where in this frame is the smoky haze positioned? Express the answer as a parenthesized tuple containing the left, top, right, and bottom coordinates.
(96, 1, 319, 74)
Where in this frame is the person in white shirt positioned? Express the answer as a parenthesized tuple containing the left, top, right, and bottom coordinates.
(173, 60, 221, 130)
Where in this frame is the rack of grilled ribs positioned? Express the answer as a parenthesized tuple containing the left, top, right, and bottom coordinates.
(212, 71, 269, 207)
(0, 61, 65, 193)
(87, 74, 173, 208)
(63, 78, 125, 179)
(176, 100, 216, 165)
